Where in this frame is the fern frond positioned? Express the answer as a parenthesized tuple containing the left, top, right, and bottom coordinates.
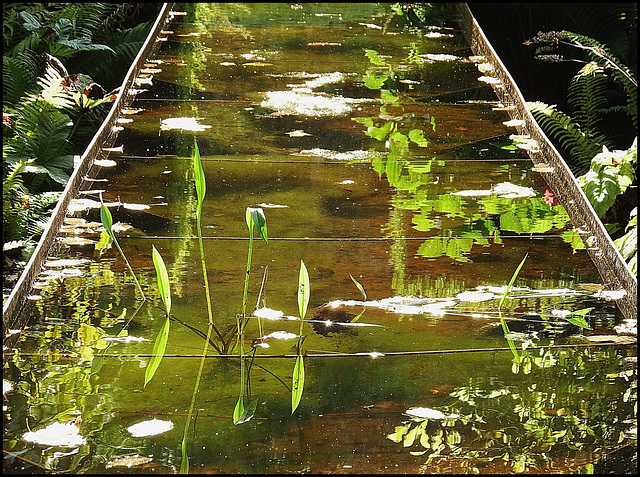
(57, 3, 118, 40)
(3, 55, 39, 105)
(31, 64, 75, 110)
(563, 31, 637, 88)
(10, 100, 73, 168)
(567, 62, 608, 134)
(527, 101, 612, 170)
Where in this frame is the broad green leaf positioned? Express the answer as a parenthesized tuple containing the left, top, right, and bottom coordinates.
(387, 423, 411, 443)
(152, 246, 171, 316)
(350, 274, 367, 300)
(144, 317, 170, 388)
(19, 11, 41, 32)
(291, 355, 305, 414)
(403, 426, 419, 447)
(193, 140, 205, 212)
(380, 89, 399, 104)
(298, 260, 310, 320)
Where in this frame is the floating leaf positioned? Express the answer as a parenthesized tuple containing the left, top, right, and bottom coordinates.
(387, 423, 411, 443)
(291, 355, 305, 414)
(408, 128, 429, 147)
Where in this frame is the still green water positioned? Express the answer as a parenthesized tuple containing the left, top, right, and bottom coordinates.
(3, 3, 635, 474)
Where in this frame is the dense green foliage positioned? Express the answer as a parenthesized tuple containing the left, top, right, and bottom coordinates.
(3, 3, 159, 287)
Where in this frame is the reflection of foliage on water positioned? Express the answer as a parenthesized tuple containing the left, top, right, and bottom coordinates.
(5, 321, 111, 472)
(387, 346, 636, 473)
(352, 46, 577, 264)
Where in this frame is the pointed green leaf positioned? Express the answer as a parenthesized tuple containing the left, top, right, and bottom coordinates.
(246, 207, 268, 243)
(350, 274, 367, 300)
(180, 436, 189, 474)
(152, 246, 171, 316)
(144, 317, 170, 387)
(291, 355, 305, 414)
(234, 399, 258, 425)
(100, 201, 115, 242)
(298, 260, 310, 320)
(499, 254, 528, 309)
(233, 395, 245, 424)
(193, 140, 206, 211)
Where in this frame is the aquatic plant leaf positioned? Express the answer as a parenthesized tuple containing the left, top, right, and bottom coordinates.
(144, 316, 170, 388)
(193, 140, 205, 211)
(350, 274, 367, 300)
(180, 436, 189, 474)
(291, 355, 305, 414)
(235, 399, 258, 425)
(100, 200, 115, 242)
(363, 71, 387, 89)
(298, 260, 310, 320)
(499, 254, 528, 309)
(246, 207, 268, 243)
(233, 396, 245, 424)
(127, 418, 174, 437)
(152, 246, 171, 316)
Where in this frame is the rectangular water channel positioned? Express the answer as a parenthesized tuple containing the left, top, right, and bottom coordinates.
(3, 3, 636, 474)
